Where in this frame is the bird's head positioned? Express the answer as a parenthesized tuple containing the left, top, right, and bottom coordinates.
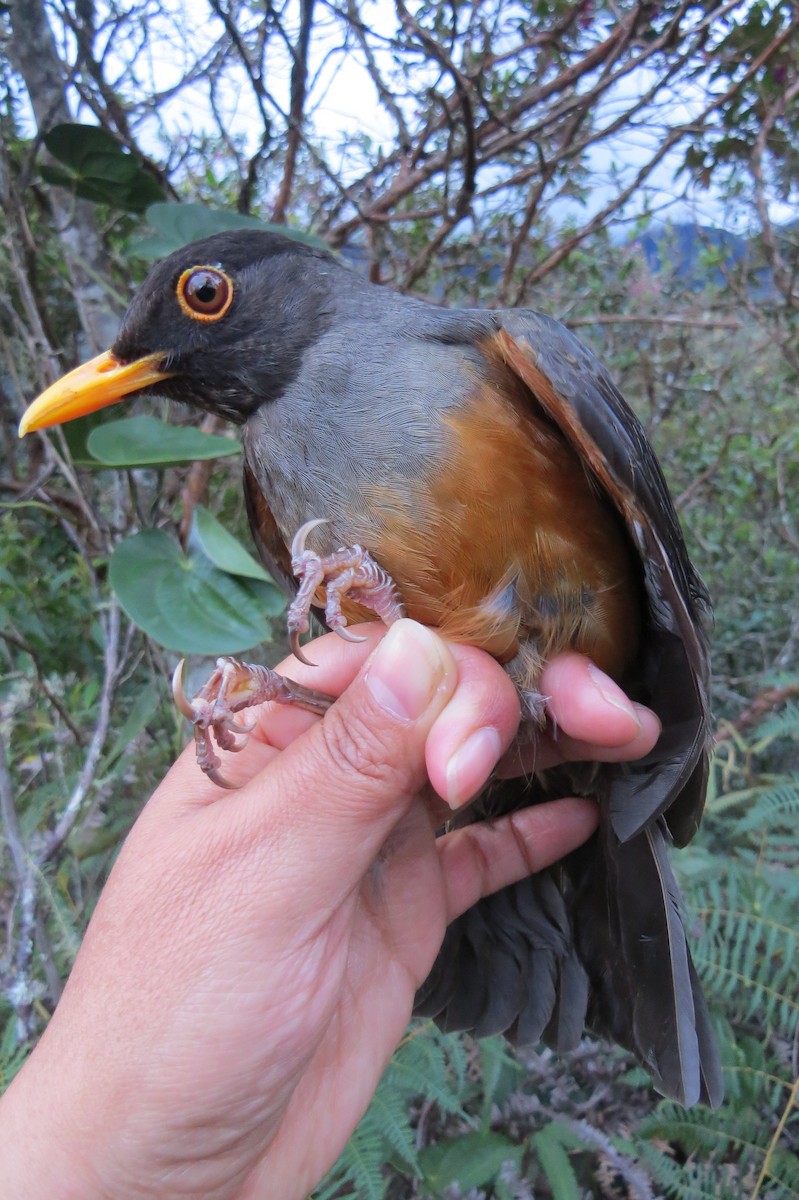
(19, 230, 336, 435)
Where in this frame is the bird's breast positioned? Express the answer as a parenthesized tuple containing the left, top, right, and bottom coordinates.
(244, 339, 641, 685)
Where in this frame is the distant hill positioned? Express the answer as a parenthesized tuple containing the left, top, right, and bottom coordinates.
(634, 222, 772, 294)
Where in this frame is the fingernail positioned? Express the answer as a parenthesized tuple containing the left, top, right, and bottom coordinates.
(366, 620, 448, 720)
(633, 702, 661, 736)
(445, 726, 503, 809)
(587, 663, 642, 733)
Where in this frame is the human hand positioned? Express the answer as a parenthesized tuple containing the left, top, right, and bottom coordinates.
(0, 622, 659, 1200)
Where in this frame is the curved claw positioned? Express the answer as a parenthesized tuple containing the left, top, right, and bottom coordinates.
(223, 716, 256, 735)
(222, 737, 248, 754)
(172, 659, 196, 721)
(291, 516, 329, 560)
(290, 628, 316, 667)
(334, 625, 367, 644)
(205, 767, 242, 790)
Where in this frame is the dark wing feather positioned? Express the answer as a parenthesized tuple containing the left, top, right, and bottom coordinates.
(415, 313, 721, 1107)
(243, 462, 297, 598)
(493, 317, 712, 845)
(574, 818, 722, 1107)
(415, 863, 585, 1045)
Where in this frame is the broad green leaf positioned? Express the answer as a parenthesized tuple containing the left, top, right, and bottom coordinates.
(419, 1130, 522, 1193)
(109, 530, 277, 654)
(81, 152, 139, 183)
(191, 506, 272, 582)
(532, 1126, 580, 1200)
(39, 163, 78, 190)
(42, 123, 164, 212)
(133, 202, 330, 259)
(87, 415, 239, 467)
(44, 123, 122, 168)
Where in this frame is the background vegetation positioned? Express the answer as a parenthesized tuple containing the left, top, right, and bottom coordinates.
(1, 0, 797, 1195)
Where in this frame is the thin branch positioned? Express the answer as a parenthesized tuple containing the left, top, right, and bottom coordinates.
(0, 732, 38, 1041)
(675, 428, 737, 512)
(395, 0, 477, 220)
(42, 598, 123, 863)
(271, 0, 316, 223)
(0, 629, 86, 744)
(750, 74, 799, 311)
(565, 314, 744, 330)
(344, 0, 411, 150)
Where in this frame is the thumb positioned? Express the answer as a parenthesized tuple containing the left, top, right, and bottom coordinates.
(229, 619, 459, 894)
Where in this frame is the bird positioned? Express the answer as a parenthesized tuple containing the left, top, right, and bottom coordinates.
(19, 229, 722, 1108)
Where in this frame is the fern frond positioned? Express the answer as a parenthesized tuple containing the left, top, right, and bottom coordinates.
(751, 702, 799, 753)
(750, 1073, 799, 1200)
(683, 868, 799, 1039)
(388, 1027, 464, 1117)
(641, 1102, 775, 1161)
(313, 1114, 389, 1200)
(734, 774, 799, 833)
(636, 1143, 774, 1200)
(368, 1082, 420, 1174)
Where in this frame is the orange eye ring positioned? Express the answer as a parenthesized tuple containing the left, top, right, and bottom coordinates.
(176, 266, 234, 322)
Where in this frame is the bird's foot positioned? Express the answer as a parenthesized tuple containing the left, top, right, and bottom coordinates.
(173, 657, 333, 788)
(287, 518, 406, 664)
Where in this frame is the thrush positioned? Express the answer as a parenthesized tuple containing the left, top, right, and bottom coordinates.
(20, 229, 722, 1107)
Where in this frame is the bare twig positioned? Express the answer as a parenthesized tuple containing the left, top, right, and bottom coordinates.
(675, 428, 737, 512)
(271, 0, 316, 223)
(566, 314, 744, 330)
(42, 598, 123, 863)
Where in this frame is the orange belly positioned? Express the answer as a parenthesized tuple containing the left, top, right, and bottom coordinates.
(346, 365, 641, 688)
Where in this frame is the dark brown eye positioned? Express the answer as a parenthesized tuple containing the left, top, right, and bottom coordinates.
(177, 266, 233, 322)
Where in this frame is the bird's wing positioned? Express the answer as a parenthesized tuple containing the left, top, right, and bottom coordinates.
(490, 316, 712, 847)
(243, 463, 298, 598)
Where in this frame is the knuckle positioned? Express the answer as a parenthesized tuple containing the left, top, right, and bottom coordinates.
(508, 810, 541, 875)
(461, 824, 495, 886)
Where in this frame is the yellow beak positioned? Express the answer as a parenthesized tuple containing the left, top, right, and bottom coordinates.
(18, 350, 175, 437)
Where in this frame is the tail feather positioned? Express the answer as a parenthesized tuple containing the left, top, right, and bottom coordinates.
(689, 957, 724, 1108)
(542, 949, 590, 1052)
(414, 801, 722, 1107)
(415, 873, 577, 1042)
(575, 816, 722, 1107)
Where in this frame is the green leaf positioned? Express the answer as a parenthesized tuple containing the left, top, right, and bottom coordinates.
(532, 1125, 580, 1200)
(109, 530, 277, 654)
(44, 123, 123, 168)
(101, 681, 161, 771)
(477, 1037, 521, 1128)
(419, 1130, 522, 1193)
(41, 123, 164, 212)
(87, 415, 240, 467)
(133, 202, 330, 259)
(191, 506, 272, 582)
(39, 163, 78, 190)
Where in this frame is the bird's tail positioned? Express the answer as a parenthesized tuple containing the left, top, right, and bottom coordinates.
(414, 799, 723, 1107)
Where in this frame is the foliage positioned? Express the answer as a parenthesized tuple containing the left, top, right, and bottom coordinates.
(134, 200, 330, 259)
(86, 414, 241, 467)
(41, 123, 165, 212)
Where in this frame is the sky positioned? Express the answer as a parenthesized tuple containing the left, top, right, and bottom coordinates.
(52, 0, 796, 234)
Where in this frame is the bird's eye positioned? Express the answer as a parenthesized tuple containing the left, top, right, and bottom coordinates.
(177, 266, 234, 322)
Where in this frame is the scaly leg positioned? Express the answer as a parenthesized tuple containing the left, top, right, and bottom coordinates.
(287, 518, 406, 664)
(173, 657, 333, 789)
(174, 521, 404, 787)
